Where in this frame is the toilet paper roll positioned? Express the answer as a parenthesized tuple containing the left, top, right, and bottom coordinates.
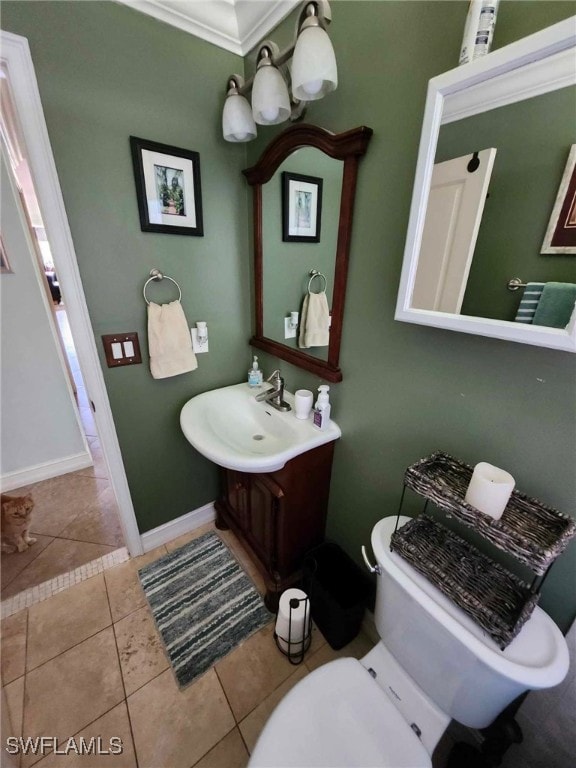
(464, 462, 515, 520)
(275, 588, 310, 654)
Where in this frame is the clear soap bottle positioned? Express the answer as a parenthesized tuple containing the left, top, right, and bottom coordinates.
(248, 356, 263, 388)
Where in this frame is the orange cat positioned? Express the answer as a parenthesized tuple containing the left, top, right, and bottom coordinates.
(1, 493, 36, 553)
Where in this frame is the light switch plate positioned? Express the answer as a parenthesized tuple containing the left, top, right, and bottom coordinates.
(101, 332, 142, 367)
(191, 328, 209, 353)
(284, 317, 297, 339)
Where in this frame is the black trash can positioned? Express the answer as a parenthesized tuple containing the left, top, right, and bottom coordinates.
(303, 542, 371, 650)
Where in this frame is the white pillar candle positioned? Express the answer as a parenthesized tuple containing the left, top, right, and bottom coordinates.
(464, 462, 515, 520)
(294, 389, 313, 420)
(275, 588, 310, 654)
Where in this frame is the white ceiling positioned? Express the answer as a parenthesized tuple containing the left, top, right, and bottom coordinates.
(117, 0, 301, 56)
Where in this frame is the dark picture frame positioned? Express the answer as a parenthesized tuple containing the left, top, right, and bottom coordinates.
(282, 171, 323, 243)
(130, 136, 203, 236)
(541, 144, 576, 255)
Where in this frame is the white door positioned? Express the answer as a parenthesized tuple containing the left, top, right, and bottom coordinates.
(411, 148, 497, 313)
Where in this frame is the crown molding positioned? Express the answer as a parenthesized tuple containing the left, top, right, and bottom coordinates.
(116, 0, 301, 56)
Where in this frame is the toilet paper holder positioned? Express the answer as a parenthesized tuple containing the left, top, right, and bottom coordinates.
(274, 588, 312, 665)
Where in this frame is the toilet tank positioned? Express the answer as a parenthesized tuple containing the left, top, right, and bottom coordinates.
(371, 516, 569, 729)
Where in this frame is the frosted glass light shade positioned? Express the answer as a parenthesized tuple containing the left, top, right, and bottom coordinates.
(252, 65, 291, 125)
(291, 25, 337, 101)
(222, 92, 257, 142)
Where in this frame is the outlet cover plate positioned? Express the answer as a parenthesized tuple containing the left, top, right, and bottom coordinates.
(284, 317, 297, 339)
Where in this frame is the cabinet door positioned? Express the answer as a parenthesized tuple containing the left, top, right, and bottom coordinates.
(246, 474, 283, 570)
(224, 470, 249, 530)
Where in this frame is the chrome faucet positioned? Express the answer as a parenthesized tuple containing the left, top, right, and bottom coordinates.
(255, 369, 291, 412)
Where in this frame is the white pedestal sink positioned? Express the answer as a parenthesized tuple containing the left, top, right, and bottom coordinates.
(180, 382, 341, 473)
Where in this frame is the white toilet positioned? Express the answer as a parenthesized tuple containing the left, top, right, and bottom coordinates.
(249, 515, 569, 767)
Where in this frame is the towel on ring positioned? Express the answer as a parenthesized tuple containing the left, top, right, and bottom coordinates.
(298, 292, 330, 348)
(514, 282, 545, 324)
(147, 300, 198, 379)
(532, 282, 576, 329)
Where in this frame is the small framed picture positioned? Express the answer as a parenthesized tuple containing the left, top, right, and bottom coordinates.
(541, 144, 576, 254)
(282, 172, 323, 243)
(130, 136, 203, 236)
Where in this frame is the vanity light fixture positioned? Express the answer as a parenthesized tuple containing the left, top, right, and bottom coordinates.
(221, 0, 337, 143)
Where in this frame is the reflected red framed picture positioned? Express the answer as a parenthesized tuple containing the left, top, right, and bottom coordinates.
(541, 144, 576, 255)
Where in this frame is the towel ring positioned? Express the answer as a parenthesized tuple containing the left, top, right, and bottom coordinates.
(143, 268, 182, 305)
(308, 269, 327, 294)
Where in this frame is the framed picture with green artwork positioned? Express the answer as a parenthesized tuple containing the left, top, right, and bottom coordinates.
(130, 136, 203, 236)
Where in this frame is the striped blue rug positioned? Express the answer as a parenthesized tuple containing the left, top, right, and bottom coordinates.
(138, 532, 272, 688)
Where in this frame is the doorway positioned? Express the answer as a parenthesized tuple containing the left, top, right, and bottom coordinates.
(1, 30, 142, 604)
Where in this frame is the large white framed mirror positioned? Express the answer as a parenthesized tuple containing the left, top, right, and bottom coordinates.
(396, 16, 576, 352)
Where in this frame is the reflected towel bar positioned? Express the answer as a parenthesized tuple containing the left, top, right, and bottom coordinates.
(507, 277, 527, 292)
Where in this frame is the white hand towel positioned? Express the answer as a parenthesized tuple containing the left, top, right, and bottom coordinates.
(298, 292, 330, 348)
(147, 300, 198, 379)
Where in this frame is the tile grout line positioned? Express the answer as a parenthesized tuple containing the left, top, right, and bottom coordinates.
(104, 571, 140, 768)
(1, 547, 130, 619)
(20, 598, 131, 762)
(25, 609, 113, 675)
(19, 608, 30, 768)
(1, 538, 50, 592)
(187, 664, 239, 768)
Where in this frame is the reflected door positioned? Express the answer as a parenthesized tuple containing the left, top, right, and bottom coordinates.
(412, 148, 496, 313)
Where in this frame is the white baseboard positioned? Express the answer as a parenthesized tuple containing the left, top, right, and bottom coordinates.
(140, 501, 216, 552)
(0, 451, 93, 492)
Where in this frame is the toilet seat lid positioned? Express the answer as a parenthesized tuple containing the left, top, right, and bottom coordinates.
(248, 657, 432, 768)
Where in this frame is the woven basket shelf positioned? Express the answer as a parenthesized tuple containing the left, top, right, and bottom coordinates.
(391, 516, 539, 649)
(404, 452, 576, 576)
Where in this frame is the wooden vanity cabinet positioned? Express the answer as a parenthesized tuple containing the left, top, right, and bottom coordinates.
(215, 442, 336, 609)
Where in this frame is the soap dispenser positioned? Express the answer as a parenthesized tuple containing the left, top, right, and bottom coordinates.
(313, 385, 331, 430)
(248, 356, 263, 388)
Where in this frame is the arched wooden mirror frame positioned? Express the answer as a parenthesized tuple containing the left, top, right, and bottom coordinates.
(243, 124, 373, 382)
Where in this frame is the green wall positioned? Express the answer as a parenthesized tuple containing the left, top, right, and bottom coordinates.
(246, 1, 576, 633)
(436, 86, 576, 321)
(3, 1, 575, 632)
(1, 1, 251, 532)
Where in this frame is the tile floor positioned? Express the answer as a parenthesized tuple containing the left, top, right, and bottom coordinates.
(1, 307, 125, 601)
(1, 522, 376, 768)
(1, 307, 458, 766)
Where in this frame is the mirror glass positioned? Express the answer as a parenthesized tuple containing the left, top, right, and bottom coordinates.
(244, 124, 372, 382)
(425, 87, 575, 323)
(261, 147, 343, 361)
(396, 18, 576, 352)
